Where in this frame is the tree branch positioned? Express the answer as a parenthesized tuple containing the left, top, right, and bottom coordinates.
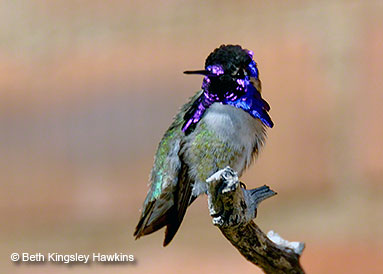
(206, 167, 305, 274)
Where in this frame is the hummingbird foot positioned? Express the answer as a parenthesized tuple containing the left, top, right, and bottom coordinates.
(212, 216, 225, 226)
(206, 166, 276, 227)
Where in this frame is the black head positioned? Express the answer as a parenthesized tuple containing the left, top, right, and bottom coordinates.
(205, 45, 253, 77)
(185, 44, 257, 77)
(184, 45, 259, 97)
(182, 45, 273, 134)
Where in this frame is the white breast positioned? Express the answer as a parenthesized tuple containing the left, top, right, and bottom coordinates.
(203, 102, 266, 174)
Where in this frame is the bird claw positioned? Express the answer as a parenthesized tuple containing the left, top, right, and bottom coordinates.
(212, 216, 224, 226)
(219, 168, 239, 194)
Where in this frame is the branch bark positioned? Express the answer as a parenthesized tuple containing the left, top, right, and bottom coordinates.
(206, 167, 305, 274)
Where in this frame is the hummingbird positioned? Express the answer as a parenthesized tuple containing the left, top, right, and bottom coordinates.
(134, 44, 273, 246)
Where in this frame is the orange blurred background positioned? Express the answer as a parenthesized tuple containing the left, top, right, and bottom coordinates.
(1, 1, 383, 273)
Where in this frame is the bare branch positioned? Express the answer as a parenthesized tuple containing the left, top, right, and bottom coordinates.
(206, 167, 305, 274)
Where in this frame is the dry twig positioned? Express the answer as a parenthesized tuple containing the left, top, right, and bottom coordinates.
(206, 167, 305, 274)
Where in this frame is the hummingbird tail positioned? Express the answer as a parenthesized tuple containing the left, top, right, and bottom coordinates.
(134, 199, 173, 240)
(133, 202, 188, 247)
(134, 161, 194, 246)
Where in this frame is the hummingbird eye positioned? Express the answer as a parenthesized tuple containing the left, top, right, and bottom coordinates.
(233, 68, 246, 78)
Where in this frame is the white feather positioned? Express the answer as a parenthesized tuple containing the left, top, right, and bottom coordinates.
(190, 102, 267, 197)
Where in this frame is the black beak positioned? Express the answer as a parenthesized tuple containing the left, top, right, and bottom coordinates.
(183, 70, 210, 76)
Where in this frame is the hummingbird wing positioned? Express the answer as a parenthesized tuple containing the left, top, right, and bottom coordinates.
(162, 155, 194, 246)
(134, 91, 203, 246)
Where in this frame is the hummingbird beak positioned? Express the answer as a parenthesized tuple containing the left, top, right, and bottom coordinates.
(183, 70, 210, 76)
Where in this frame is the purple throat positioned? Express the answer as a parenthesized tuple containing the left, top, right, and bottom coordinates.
(182, 63, 273, 134)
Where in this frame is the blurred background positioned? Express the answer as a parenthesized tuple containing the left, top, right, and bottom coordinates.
(1, 0, 383, 273)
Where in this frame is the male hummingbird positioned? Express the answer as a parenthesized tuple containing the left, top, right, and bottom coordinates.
(134, 44, 273, 246)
